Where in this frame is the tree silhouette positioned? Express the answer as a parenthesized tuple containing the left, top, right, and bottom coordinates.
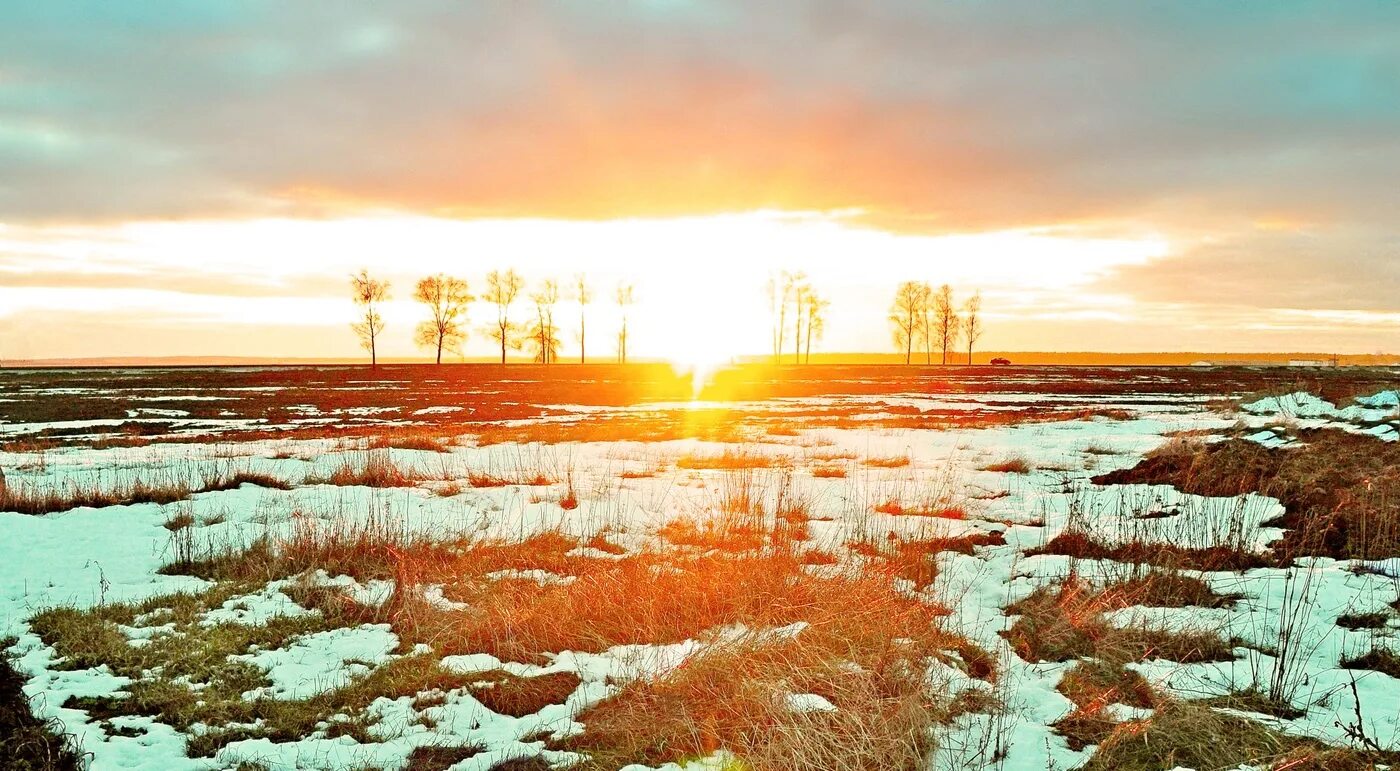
(528, 279, 561, 364)
(765, 273, 784, 364)
(801, 288, 828, 364)
(962, 292, 983, 365)
(789, 274, 812, 365)
(484, 269, 524, 364)
(615, 282, 634, 363)
(917, 282, 933, 364)
(889, 281, 924, 365)
(574, 274, 592, 364)
(934, 284, 959, 365)
(350, 269, 389, 368)
(413, 274, 471, 364)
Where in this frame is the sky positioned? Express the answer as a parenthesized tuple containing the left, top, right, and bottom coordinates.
(1, 1, 1397, 362)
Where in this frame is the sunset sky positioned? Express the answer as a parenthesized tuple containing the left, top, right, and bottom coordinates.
(1, 2, 1397, 362)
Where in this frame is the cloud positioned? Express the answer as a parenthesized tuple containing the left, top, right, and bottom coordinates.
(1096, 227, 1400, 312)
(2, 2, 1397, 231)
(2, 2, 1398, 354)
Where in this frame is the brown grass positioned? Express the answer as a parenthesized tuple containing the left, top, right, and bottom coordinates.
(1, 636, 84, 770)
(848, 531, 1005, 589)
(1003, 576, 1236, 665)
(468, 671, 582, 717)
(1080, 699, 1397, 770)
(1030, 530, 1273, 572)
(0, 467, 293, 516)
(676, 449, 783, 470)
(310, 451, 427, 488)
(1096, 429, 1400, 560)
(1341, 647, 1400, 679)
(558, 631, 944, 771)
(369, 433, 451, 453)
(433, 551, 983, 671)
(980, 455, 1032, 474)
(863, 454, 912, 469)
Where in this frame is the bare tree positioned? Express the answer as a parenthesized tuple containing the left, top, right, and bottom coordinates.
(962, 292, 983, 365)
(802, 289, 828, 364)
(615, 282, 634, 363)
(889, 281, 924, 365)
(350, 269, 389, 367)
(934, 283, 960, 365)
(765, 273, 784, 364)
(484, 269, 524, 364)
(790, 274, 810, 365)
(528, 279, 561, 363)
(413, 274, 471, 364)
(917, 282, 933, 364)
(574, 274, 592, 364)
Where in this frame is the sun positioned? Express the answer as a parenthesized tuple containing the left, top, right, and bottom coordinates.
(668, 344, 736, 399)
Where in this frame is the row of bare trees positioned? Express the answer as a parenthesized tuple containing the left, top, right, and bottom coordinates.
(350, 269, 636, 366)
(890, 282, 983, 365)
(351, 268, 987, 367)
(766, 271, 830, 364)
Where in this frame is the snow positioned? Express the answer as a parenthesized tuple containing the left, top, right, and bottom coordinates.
(4, 383, 1399, 768)
(235, 624, 400, 700)
(1242, 389, 1400, 442)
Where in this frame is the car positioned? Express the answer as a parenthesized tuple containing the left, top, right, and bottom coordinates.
(990, 357, 1011, 366)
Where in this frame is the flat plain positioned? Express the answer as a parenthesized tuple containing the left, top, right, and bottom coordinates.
(3, 363, 1399, 771)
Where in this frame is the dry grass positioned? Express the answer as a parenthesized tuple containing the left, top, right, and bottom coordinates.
(584, 533, 627, 555)
(541, 552, 990, 770)
(848, 531, 1005, 589)
(406, 745, 485, 770)
(1003, 576, 1236, 665)
(875, 500, 967, 520)
(432, 550, 985, 670)
(309, 451, 428, 488)
(676, 449, 784, 471)
(811, 465, 847, 479)
(1341, 646, 1400, 679)
(1, 636, 84, 770)
(0, 466, 293, 516)
(659, 516, 767, 552)
(863, 454, 912, 469)
(369, 433, 451, 453)
(979, 455, 1032, 474)
(1096, 429, 1400, 560)
(467, 671, 582, 717)
(1029, 529, 1272, 572)
(1080, 699, 1397, 770)
(557, 631, 944, 771)
(25, 586, 485, 757)
(1053, 659, 1158, 750)
(468, 471, 554, 488)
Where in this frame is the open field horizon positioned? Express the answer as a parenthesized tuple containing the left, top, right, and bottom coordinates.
(7, 351, 1400, 369)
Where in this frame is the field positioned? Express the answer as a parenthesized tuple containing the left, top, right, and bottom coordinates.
(3, 363, 1400, 771)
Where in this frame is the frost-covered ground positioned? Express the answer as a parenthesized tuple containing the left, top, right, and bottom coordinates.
(2, 366, 1399, 770)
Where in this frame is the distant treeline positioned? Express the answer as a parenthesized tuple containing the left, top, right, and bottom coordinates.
(349, 269, 987, 366)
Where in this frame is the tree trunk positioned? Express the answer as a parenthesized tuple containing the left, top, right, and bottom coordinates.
(794, 316, 801, 365)
(580, 314, 586, 364)
(805, 316, 812, 365)
(436, 336, 443, 365)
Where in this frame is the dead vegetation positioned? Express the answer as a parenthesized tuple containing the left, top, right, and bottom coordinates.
(980, 455, 1031, 474)
(1096, 428, 1400, 559)
(1, 637, 84, 770)
(1079, 699, 1398, 770)
(0, 465, 293, 516)
(1004, 575, 1237, 665)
